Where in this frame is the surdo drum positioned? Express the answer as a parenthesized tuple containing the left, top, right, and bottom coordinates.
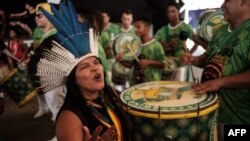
(120, 81, 218, 141)
(111, 33, 141, 84)
(0, 69, 37, 107)
(196, 10, 227, 42)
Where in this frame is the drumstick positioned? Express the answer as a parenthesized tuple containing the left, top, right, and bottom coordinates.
(183, 42, 196, 83)
(127, 44, 140, 62)
(2, 49, 21, 62)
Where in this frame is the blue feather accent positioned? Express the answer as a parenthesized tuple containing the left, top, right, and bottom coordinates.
(59, 2, 71, 23)
(41, 0, 93, 58)
(40, 8, 70, 37)
(50, 5, 72, 33)
(67, 0, 80, 33)
(55, 33, 80, 57)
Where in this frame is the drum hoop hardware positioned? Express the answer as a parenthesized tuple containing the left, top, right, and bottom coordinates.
(122, 102, 219, 120)
(158, 106, 161, 120)
(196, 102, 200, 140)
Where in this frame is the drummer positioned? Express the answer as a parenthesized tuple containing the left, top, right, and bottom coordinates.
(100, 11, 120, 60)
(183, 0, 250, 140)
(118, 9, 136, 34)
(116, 17, 165, 86)
(154, 1, 199, 64)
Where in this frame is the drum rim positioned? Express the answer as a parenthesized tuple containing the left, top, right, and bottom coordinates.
(113, 32, 141, 61)
(122, 102, 219, 119)
(120, 81, 218, 114)
(202, 10, 224, 41)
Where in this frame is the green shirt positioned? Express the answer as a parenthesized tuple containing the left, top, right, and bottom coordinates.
(101, 23, 120, 59)
(40, 28, 57, 44)
(98, 43, 111, 85)
(130, 39, 165, 86)
(154, 21, 194, 60)
(203, 20, 250, 124)
(104, 23, 120, 39)
(118, 25, 136, 34)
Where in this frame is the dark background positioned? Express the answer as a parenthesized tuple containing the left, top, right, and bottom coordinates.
(0, 0, 184, 33)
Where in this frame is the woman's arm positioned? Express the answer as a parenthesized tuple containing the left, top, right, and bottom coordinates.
(56, 110, 84, 141)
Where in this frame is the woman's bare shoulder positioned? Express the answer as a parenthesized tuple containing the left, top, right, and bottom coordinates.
(56, 110, 84, 141)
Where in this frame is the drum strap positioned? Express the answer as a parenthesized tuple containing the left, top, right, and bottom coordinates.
(165, 26, 169, 41)
(207, 20, 250, 63)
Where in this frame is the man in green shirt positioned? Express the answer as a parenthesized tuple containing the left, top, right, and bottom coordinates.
(116, 17, 165, 86)
(155, 2, 201, 82)
(101, 11, 120, 59)
(183, 0, 250, 140)
(118, 9, 136, 34)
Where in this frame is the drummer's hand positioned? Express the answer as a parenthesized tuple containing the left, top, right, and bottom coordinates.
(115, 53, 123, 62)
(83, 125, 117, 141)
(104, 47, 112, 57)
(138, 59, 149, 71)
(182, 52, 195, 65)
(192, 79, 223, 93)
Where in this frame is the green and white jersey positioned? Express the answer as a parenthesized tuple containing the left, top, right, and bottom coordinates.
(32, 27, 43, 41)
(130, 39, 165, 86)
(99, 31, 110, 50)
(40, 28, 57, 44)
(98, 43, 111, 85)
(118, 25, 136, 34)
(103, 23, 120, 39)
(154, 21, 194, 59)
(202, 20, 250, 124)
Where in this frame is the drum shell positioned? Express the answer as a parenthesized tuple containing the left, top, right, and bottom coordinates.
(162, 57, 179, 80)
(120, 81, 219, 141)
(0, 69, 37, 107)
(125, 104, 218, 141)
(111, 62, 131, 85)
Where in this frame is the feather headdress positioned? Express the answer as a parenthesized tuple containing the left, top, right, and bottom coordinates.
(28, 0, 98, 93)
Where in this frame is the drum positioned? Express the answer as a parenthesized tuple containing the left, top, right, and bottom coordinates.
(162, 57, 179, 80)
(111, 61, 131, 85)
(196, 10, 227, 42)
(112, 33, 141, 61)
(0, 61, 11, 82)
(0, 69, 37, 107)
(120, 81, 219, 141)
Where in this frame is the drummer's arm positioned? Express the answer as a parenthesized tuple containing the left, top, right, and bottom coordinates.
(115, 54, 133, 68)
(139, 59, 165, 69)
(189, 43, 198, 54)
(119, 60, 133, 68)
(192, 34, 208, 49)
(219, 70, 250, 88)
(193, 70, 250, 93)
(182, 52, 207, 68)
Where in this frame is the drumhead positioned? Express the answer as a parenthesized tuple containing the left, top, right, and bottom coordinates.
(196, 10, 227, 42)
(120, 81, 218, 114)
(113, 33, 141, 61)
